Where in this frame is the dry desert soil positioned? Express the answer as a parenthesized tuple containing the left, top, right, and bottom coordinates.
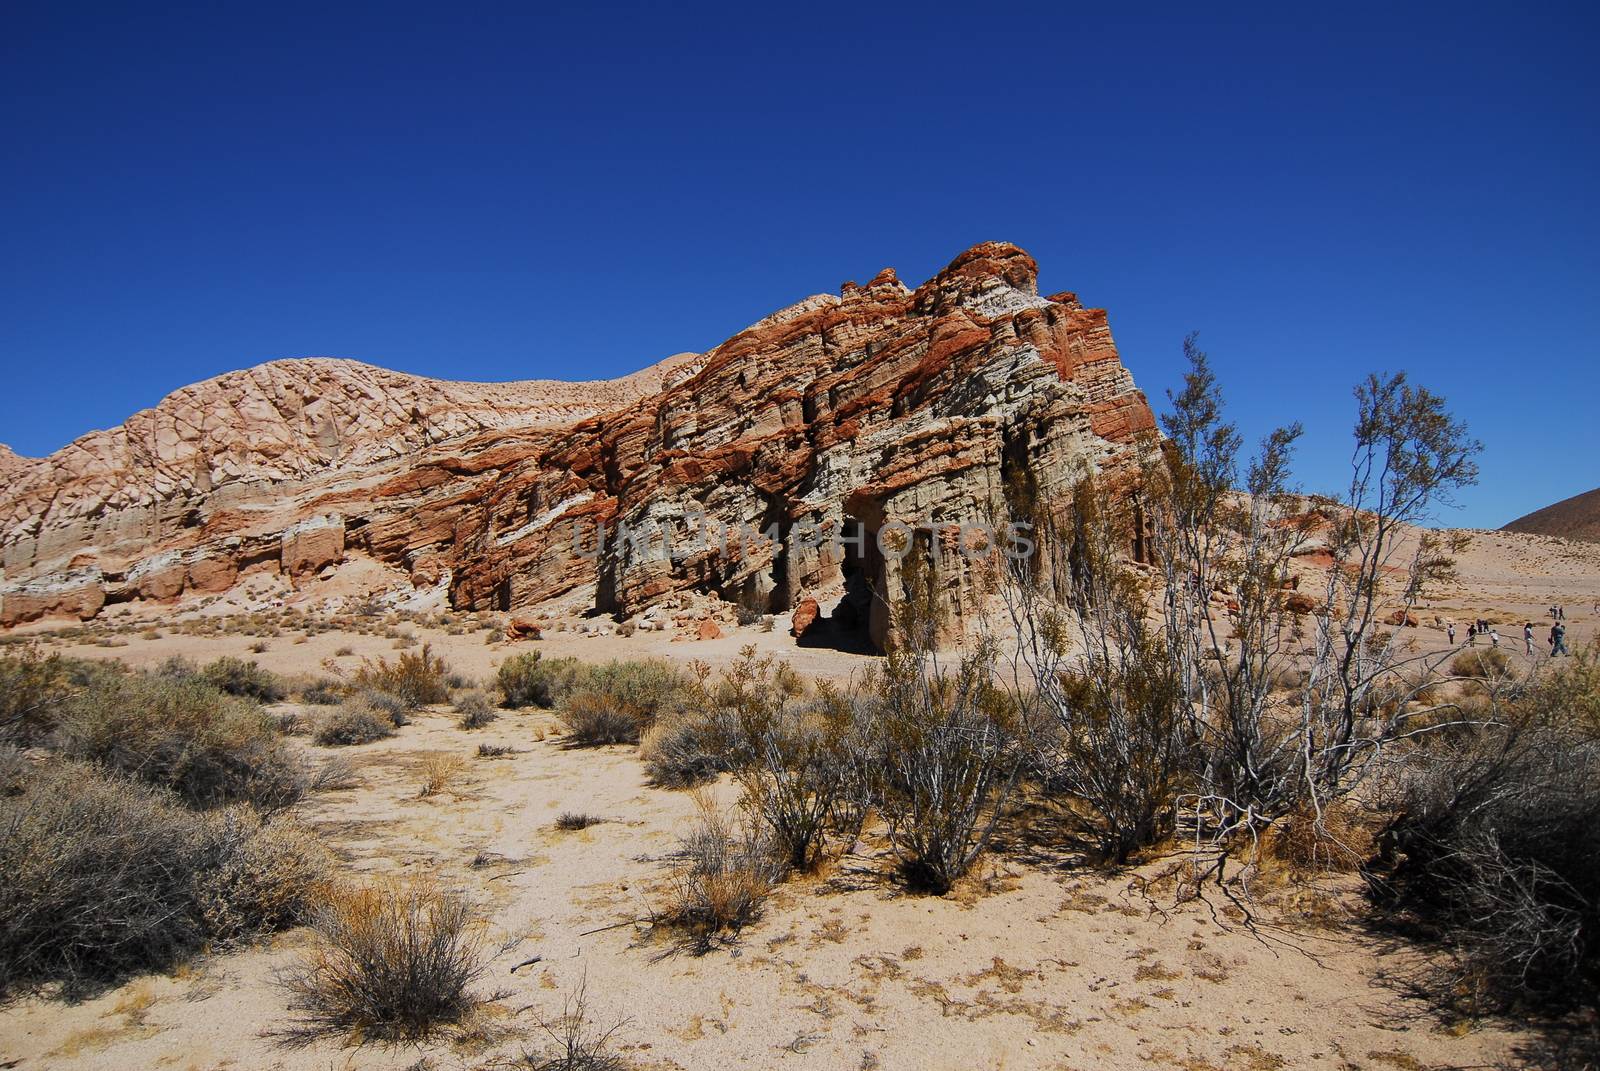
(2, 526, 1598, 1071)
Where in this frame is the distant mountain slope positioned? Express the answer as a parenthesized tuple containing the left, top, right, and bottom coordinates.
(1504, 487, 1600, 543)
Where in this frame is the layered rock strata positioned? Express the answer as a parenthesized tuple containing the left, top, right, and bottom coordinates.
(1, 243, 1157, 648)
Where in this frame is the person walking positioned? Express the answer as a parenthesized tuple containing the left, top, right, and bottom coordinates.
(1467, 623, 1478, 645)
(1447, 622, 1456, 645)
(1551, 621, 1569, 656)
(1524, 622, 1535, 655)
(1490, 628, 1500, 648)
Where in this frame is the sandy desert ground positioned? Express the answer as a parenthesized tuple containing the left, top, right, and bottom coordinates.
(2, 526, 1598, 1070)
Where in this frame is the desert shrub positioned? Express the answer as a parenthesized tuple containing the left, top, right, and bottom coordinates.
(274, 710, 308, 735)
(1046, 649, 1195, 865)
(0, 647, 77, 745)
(555, 811, 602, 830)
(701, 648, 853, 868)
(659, 796, 785, 951)
(477, 743, 514, 758)
(0, 760, 328, 995)
(559, 690, 644, 745)
(640, 708, 736, 788)
(486, 628, 505, 645)
(497, 651, 583, 709)
(1374, 689, 1600, 1012)
(334, 645, 355, 657)
(557, 660, 686, 745)
(1450, 646, 1512, 681)
(313, 699, 395, 746)
(417, 754, 466, 798)
(616, 619, 637, 638)
(1265, 798, 1377, 875)
(199, 656, 286, 701)
(350, 643, 451, 710)
(516, 976, 629, 1070)
(56, 672, 306, 810)
(456, 690, 498, 730)
(861, 643, 1025, 893)
(308, 756, 361, 792)
(299, 677, 346, 705)
(361, 687, 412, 726)
(280, 876, 486, 1040)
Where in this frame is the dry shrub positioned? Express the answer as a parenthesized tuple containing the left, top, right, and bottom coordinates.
(555, 811, 602, 830)
(299, 677, 346, 706)
(516, 975, 630, 1070)
(456, 690, 498, 730)
(0, 760, 328, 995)
(640, 707, 736, 788)
(701, 648, 855, 869)
(313, 699, 395, 747)
(418, 754, 467, 798)
(1374, 674, 1600, 1013)
(199, 657, 286, 701)
(1264, 799, 1377, 876)
(557, 660, 685, 746)
(1450, 646, 1512, 681)
(0, 647, 78, 745)
(362, 688, 413, 726)
(351, 643, 451, 710)
(497, 651, 582, 709)
(56, 672, 306, 810)
(279, 876, 487, 1040)
(658, 793, 786, 950)
(863, 643, 1025, 894)
(560, 691, 643, 746)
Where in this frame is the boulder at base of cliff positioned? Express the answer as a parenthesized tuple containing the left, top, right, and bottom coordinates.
(791, 596, 820, 638)
(696, 619, 723, 641)
(505, 616, 542, 641)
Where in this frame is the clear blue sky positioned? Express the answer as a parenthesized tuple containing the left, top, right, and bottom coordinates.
(2, 3, 1595, 528)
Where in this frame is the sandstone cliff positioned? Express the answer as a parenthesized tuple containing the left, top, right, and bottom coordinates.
(0, 243, 1157, 647)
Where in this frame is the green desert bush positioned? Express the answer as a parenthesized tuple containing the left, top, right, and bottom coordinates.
(350, 643, 451, 710)
(313, 698, 395, 747)
(199, 656, 287, 701)
(861, 642, 1026, 894)
(279, 876, 487, 1040)
(0, 647, 78, 746)
(0, 759, 329, 995)
(56, 671, 306, 810)
(557, 660, 686, 745)
(497, 651, 583, 709)
(702, 648, 853, 869)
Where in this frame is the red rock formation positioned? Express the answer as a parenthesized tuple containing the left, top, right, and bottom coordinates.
(1, 243, 1158, 649)
(790, 596, 820, 638)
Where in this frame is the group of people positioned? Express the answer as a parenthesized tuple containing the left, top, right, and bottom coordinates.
(1449, 614, 1568, 656)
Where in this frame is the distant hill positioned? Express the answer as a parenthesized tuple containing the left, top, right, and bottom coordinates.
(1503, 487, 1600, 543)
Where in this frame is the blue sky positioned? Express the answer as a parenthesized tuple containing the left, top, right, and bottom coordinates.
(2, 2, 1595, 528)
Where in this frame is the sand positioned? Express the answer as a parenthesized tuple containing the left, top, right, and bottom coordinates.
(2, 525, 1598, 1070)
